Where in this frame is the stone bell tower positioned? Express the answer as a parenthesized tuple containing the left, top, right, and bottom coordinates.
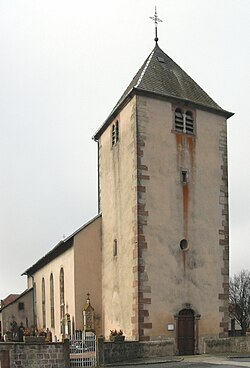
(94, 30, 233, 352)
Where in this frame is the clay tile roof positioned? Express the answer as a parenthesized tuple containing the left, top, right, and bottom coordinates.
(94, 44, 233, 140)
(2, 294, 19, 307)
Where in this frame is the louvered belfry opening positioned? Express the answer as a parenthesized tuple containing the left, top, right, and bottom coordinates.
(115, 120, 119, 141)
(185, 111, 194, 134)
(112, 120, 119, 146)
(175, 108, 184, 132)
(175, 108, 194, 134)
(112, 124, 116, 146)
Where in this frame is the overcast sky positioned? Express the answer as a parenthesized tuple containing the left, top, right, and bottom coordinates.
(0, 0, 249, 300)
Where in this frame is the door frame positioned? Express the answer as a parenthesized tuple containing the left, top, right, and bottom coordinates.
(174, 305, 200, 355)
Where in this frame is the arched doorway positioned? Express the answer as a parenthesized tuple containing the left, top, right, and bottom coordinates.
(178, 308, 195, 355)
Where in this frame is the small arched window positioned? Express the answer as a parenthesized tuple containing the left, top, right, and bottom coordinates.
(185, 111, 194, 134)
(60, 268, 65, 321)
(42, 278, 46, 329)
(113, 239, 118, 257)
(50, 273, 55, 328)
(175, 109, 184, 132)
(112, 120, 119, 146)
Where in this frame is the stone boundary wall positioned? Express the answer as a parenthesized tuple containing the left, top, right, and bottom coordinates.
(0, 340, 69, 368)
(97, 338, 174, 365)
(204, 336, 250, 354)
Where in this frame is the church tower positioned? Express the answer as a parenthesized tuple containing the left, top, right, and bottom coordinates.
(94, 32, 233, 353)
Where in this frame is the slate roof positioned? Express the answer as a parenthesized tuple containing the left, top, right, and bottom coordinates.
(94, 44, 233, 140)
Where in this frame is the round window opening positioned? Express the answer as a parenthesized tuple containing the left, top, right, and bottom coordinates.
(180, 239, 188, 250)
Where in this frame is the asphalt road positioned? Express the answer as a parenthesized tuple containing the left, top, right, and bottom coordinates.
(109, 364, 249, 368)
(108, 358, 250, 368)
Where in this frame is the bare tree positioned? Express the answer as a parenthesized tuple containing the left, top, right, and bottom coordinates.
(229, 270, 250, 334)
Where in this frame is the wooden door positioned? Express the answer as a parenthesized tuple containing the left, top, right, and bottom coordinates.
(178, 309, 194, 355)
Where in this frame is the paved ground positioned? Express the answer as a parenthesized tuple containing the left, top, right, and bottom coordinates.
(107, 355, 250, 368)
(184, 354, 250, 367)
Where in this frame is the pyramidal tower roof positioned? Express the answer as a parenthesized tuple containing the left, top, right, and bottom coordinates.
(94, 43, 233, 140)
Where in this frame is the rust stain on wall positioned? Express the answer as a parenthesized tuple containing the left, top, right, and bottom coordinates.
(175, 133, 194, 275)
(182, 249, 186, 275)
(182, 184, 189, 238)
(175, 134, 184, 168)
(186, 135, 195, 171)
(186, 135, 194, 153)
(175, 134, 182, 147)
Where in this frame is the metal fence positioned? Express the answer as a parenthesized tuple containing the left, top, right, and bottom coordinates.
(70, 332, 96, 367)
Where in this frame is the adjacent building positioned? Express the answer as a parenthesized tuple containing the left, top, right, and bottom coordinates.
(0, 289, 34, 339)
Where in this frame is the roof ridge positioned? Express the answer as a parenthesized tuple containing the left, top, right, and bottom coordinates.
(135, 48, 155, 88)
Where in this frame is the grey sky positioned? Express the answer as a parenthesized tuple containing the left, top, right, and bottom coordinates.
(0, 0, 249, 300)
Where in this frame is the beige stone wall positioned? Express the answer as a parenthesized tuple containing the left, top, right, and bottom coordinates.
(99, 97, 137, 339)
(74, 216, 102, 335)
(204, 336, 250, 354)
(29, 246, 75, 340)
(135, 95, 228, 346)
(0, 341, 69, 368)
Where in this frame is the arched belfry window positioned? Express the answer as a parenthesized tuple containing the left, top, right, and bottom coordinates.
(50, 273, 55, 328)
(42, 278, 46, 329)
(175, 109, 184, 132)
(185, 111, 194, 134)
(174, 108, 195, 135)
(60, 268, 65, 321)
(112, 120, 119, 146)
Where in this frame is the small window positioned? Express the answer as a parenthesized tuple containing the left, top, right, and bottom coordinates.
(112, 120, 119, 146)
(180, 239, 188, 250)
(181, 169, 188, 184)
(113, 239, 118, 257)
(157, 56, 165, 63)
(18, 302, 24, 310)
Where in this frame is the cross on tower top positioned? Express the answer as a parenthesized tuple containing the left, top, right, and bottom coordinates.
(150, 6, 162, 43)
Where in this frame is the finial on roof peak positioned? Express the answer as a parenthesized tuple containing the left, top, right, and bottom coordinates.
(150, 6, 162, 43)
